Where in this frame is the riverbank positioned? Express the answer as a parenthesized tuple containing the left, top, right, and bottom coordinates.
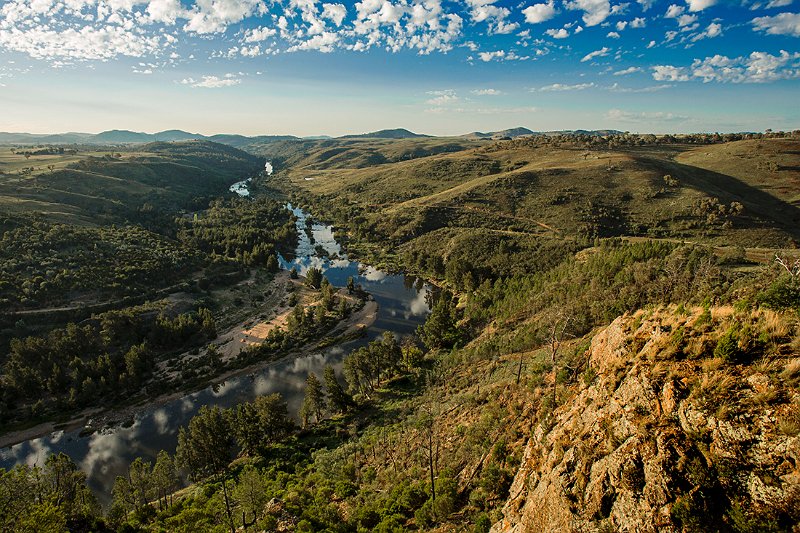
(0, 288, 378, 449)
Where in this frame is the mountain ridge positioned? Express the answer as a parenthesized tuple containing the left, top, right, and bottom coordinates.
(0, 127, 628, 146)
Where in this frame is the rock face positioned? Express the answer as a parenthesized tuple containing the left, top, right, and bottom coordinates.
(493, 309, 800, 532)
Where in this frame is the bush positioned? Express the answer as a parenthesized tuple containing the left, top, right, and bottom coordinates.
(757, 278, 800, 311)
(714, 326, 741, 362)
(473, 513, 492, 533)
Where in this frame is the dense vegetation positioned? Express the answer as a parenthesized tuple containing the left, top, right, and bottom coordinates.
(0, 141, 302, 429)
(1, 135, 798, 532)
(0, 303, 216, 425)
(4, 236, 795, 531)
(0, 221, 201, 310)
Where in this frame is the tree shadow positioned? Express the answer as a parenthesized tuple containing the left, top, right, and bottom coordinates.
(634, 154, 800, 244)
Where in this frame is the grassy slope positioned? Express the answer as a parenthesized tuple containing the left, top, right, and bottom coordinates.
(0, 141, 263, 314)
(0, 141, 263, 225)
(265, 138, 800, 256)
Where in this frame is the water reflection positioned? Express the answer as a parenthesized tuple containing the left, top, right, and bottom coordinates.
(1, 201, 431, 505)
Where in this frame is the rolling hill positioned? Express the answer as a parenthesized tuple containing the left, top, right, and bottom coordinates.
(258, 134, 800, 283)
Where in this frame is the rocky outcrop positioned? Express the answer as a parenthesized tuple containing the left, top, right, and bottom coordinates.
(493, 309, 800, 532)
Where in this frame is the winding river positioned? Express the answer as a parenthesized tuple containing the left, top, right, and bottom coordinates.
(0, 173, 431, 504)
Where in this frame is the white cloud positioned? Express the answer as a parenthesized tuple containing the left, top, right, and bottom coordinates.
(287, 31, 339, 52)
(244, 26, 277, 42)
(765, 0, 793, 7)
(478, 49, 505, 61)
(606, 108, 689, 122)
(691, 50, 800, 83)
(184, 0, 265, 34)
(425, 89, 459, 105)
(581, 46, 610, 61)
(607, 30, 620, 37)
(652, 64, 690, 81)
(465, 0, 519, 33)
(239, 44, 261, 56)
(650, 51, 800, 84)
(609, 82, 673, 91)
(646, 39, 656, 47)
(565, 0, 611, 26)
(686, 0, 717, 11)
(425, 105, 537, 114)
(612, 3, 631, 15)
(630, 17, 646, 28)
(522, 1, 557, 24)
(546, 28, 570, 38)
(538, 81, 595, 90)
(752, 12, 800, 37)
(616, 20, 628, 30)
(146, 0, 183, 24)
(691, 21, 722, 40)
(665, 4, 684, 18)
(677, 13, 698, 26)
(182, 74, 242, 88)
(614, 66, 642, 75)
(471, 88, 503, 95)
(321, 3, 347, 26)
(0, 24, 162, 61)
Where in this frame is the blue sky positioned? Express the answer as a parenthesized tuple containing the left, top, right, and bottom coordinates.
(0, 0, 798, 135)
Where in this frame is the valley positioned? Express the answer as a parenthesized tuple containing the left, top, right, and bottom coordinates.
(0, 131, 798, 532)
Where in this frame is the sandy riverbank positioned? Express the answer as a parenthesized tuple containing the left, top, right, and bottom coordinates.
(0, 290, 378, 449)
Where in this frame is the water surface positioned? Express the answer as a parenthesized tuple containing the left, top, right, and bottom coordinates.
(0, 189, 430, 504)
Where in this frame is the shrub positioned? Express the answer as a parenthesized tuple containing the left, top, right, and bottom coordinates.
(473, 513, 492, 533)
(714, 326, 741, 362)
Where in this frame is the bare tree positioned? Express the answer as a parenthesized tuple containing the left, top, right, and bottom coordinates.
(775, 253, 800, 283)
(417, 393, 441, 502)
(548, 314, 572, 410)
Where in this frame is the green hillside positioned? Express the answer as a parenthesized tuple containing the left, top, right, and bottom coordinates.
(260, 135, 800, 287)
(0, 140, 263, 226)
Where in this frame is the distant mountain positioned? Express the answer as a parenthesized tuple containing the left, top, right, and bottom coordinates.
(210, 134, 299, 148)
(0, 129, 299, 149)
(340, 128, 430, 139)
(0, 132, 92, 144)
(462, 127, 535, 140)
(152, 130, 204, 142)
(0, 127, 625, 148)
(93, 130, 155, 143)
(461, 127, 625, 140)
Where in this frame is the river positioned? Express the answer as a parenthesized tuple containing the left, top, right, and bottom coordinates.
(0, 172, 431, 504)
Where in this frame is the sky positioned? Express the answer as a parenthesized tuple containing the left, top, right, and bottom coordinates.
(0, 0, 798, 136)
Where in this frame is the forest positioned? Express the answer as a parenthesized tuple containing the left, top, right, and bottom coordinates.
(0, 142, 300, 429)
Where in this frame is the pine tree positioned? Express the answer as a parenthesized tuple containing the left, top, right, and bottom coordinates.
(300, 372, 326, 426)
(324, 365, 352, 414)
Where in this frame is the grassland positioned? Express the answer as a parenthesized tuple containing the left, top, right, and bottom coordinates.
(257, 136, 800, 285)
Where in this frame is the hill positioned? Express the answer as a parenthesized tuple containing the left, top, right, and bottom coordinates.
(1, 131, 798, 532)
(64, 236, 800, 532)
(340, 128, 431, 139)
(0, 140, 269, 312)
(0, 140, 263, 225)
(462, 127, 535, 140)
(0, 130, 300, 149)
(246, 136, 483, 170)
(260, 134, 800, 289)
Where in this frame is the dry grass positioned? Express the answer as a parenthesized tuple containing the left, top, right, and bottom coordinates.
(780, 358, 800, 385)
(778, 403, 800, 437)
(690, 370, 739, 412)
